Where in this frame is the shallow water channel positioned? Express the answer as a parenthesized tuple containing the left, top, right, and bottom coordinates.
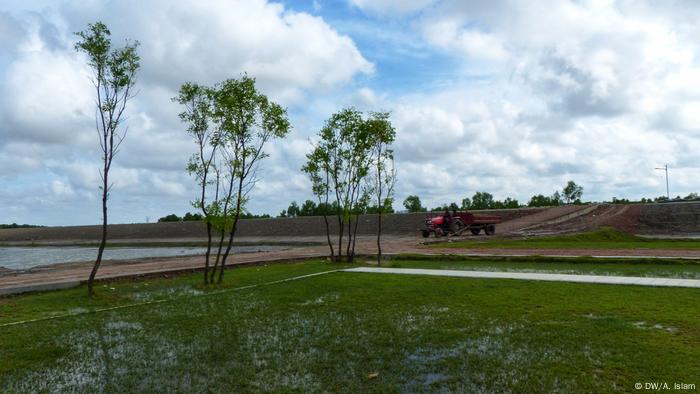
(0, 245, 284, 271)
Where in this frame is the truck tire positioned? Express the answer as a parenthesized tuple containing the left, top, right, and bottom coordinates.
(485, 224, 496, 235)
(450, 219, 464, 233)
(421, 230, 430, 238)
(471, 228, 481, 235)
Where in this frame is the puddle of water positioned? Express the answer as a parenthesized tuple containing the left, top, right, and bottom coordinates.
(0, 245, 284, 270)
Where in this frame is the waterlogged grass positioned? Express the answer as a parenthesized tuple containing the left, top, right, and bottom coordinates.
(0, 260, 347, 325)
(430, 227, 700, 250)
(0, 259, 698, 392)
(387, 255, 700, 279)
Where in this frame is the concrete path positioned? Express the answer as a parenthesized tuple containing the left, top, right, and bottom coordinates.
(343, 267, 700, 288)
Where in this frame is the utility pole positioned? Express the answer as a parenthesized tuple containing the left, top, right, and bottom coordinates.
(655, 164, 669, 200)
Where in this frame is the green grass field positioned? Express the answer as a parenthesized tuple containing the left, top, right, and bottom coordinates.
(1, 259, 698, 392)
(388, 255, 700, 279)
(429, 227, 700, 250)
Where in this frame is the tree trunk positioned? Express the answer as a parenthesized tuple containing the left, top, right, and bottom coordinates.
(322, 213, 334, 261)
(210, 229, 226, 284)
(218, 173, 245, 284)
(350, 213, 361, 262)
(345, 215, 353, 259)
(377, 211, 382, 266)
(88, 163, 109, 297)
(217, 215, 239, 284)
(204, 221, 213, 285)
(336, 215, 344, 262)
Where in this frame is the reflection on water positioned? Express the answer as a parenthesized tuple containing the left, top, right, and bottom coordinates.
(0, 245, 283, 271)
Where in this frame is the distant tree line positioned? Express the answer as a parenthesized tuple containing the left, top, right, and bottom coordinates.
(158, 212, 204, 222)
(401, 180, 585, 212)
(279, 199, 395, 217)
(610, 193, 700, 204)
(0, 223, 44, 229)
(157, 211, 271, 222)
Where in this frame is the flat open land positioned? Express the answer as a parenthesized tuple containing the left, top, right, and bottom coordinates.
(1, 202, 700, 294)
(1, 203, 698, 391)
(2, 259, 699, 392)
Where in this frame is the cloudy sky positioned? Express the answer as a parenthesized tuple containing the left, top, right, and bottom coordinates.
(1, 0, 699, 225)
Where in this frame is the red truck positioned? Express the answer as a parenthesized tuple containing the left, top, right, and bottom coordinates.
(421, 211, 502, 238)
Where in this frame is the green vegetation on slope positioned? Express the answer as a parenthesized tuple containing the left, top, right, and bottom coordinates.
(430, 227, 700, 250)
(1, 258, 699, 392)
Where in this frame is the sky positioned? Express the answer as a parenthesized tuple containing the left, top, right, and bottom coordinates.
(1, 0, 699, 226)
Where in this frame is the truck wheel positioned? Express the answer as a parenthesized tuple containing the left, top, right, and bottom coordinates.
(485, 224, 496, 235)
(421, 230, 430, 238)
(450, 219, 464, 233)
(471, 228, 481, 235)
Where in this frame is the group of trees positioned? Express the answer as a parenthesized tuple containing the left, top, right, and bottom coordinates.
(0, 223, 43, 229)
(526, 181, 584, 206)
(302, 109, 396, 263)
(280, 200, 339, 217)
(75, 21, 396, 293)
(157, 212, 204, 222)
(175, 76, 289, 285)
(612, 193, 700, 204)
(158, 211, 270, 222)
(402, 181, 585, 213)
(403, 192, 521, 213)
(75, 20, 289, 292)
(279, 199, 395, 218)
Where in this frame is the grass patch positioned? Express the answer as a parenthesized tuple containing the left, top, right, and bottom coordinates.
(429, 227, 700, 250)
(385, 255, 700, 279)
(1, 258, 699, 392)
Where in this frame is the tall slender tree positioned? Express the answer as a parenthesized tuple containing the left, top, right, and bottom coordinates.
(75, 22, 140, 296)
(304, 147, 336, 260)
(303, 108, 376, 262)
(366, 112, 396, 265)
(174, 83, 218, 284)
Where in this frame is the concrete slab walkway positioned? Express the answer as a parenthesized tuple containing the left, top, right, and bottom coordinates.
(343, 267, 700, 288)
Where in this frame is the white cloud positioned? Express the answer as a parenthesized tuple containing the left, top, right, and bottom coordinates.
(60, 0, 373, 104)
(51, 180, 75, 197)
(1, 33, 93, 145)
(3, 0, 700, 224)
(0, 0, 373, 224)
(423, 23, 508, 62)
(369, 0, 700, 206)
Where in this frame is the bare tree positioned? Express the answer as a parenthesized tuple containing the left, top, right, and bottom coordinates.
(75, 22, 140, 296)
